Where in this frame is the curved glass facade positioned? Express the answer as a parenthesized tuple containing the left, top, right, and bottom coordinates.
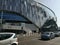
(0, 0, 57, 28)
(0, 12, 28, 22)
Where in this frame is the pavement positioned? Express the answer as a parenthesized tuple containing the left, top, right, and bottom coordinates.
(18, 33, 60, 45)
(18, 33, 39, 42)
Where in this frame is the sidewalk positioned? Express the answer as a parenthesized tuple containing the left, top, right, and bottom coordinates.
(17, 33, 40, 42)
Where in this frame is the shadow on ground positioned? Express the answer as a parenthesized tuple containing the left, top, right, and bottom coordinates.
(38, 38, 50, 41)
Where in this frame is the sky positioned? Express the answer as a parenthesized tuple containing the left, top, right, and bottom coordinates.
(35, 0, 60, 27)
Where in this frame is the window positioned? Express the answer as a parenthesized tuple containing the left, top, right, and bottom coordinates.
(13, 34, 17, 38)
(0, 34, 12, 40)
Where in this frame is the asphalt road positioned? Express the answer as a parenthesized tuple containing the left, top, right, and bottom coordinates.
(19, 37, 60, 45)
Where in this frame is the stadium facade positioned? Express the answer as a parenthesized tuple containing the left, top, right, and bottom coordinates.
(0, 0, 58, 33)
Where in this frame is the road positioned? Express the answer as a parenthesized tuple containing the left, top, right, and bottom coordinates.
(19, 37, 60, 45)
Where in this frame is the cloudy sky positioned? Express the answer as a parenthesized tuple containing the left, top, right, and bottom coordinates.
(35, 0, 60, 27)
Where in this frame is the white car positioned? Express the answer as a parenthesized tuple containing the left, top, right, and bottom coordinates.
(0, 32, 18, 45)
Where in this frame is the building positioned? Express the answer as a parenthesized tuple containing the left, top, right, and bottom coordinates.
(0, 0, 57, 33)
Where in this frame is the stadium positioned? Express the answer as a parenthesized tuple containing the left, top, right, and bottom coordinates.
(0, 0, 58, 34)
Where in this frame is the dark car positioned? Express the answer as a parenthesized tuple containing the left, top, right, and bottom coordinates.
(41, 32, 55, 40)
(54, 31, 60, 37)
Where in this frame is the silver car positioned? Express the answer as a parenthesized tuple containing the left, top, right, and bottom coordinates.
(41, 32, 55, 40)
(0, 32, 18, 45)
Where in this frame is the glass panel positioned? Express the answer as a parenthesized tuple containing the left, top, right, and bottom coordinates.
(0, 34, 12, 40)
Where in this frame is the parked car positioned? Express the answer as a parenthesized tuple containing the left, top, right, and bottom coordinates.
(41, 32, 55, 40)
(0, 32, 18, 45)
(54, 31, 60, 37)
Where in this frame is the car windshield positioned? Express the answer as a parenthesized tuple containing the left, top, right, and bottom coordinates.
(44, 32, 50, 35)
(0, 34, 12, 40)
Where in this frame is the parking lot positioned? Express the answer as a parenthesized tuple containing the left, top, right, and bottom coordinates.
(18, 34, 60, 45)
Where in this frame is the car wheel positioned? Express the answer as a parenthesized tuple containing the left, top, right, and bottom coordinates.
(11, 43, 17, 45)
(49, 37, 51, 40)
(59, 34, 60, 36)
(49, 36, 52, 40)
